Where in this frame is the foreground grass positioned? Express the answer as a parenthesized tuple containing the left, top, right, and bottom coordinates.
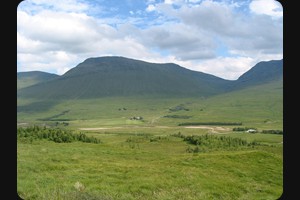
(17, 130, 282, 200)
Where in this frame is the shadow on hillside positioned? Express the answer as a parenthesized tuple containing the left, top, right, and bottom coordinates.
(17, 100, 58, 113)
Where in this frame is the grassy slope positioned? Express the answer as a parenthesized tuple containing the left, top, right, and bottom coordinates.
(17, 57, 230, 99)
(17, 79, 283, 199)
(17, 71, 59, 90)
(17, 78, 283, 130)
(17, 78, 40, 90)
(190, 78, 283, 130)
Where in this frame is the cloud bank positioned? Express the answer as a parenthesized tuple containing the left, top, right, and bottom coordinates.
(17, 0, 283, 80)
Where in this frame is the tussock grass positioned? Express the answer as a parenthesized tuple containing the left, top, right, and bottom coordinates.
(18, 129, 282, 199)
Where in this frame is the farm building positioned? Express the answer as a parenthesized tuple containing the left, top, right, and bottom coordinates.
(246, 129, 257, 133)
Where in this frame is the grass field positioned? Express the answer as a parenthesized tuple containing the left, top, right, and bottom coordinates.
(17, 129, 282, 200)
(17, 80, 283, 199)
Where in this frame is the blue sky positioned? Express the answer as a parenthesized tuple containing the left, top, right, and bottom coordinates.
(17, 0, 283, 80)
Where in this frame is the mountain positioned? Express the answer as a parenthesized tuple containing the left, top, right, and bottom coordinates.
(17, 71, 60, 90)
(230, 59, 283, 90)
(17, 56, 232, 99)
(17, 57, 283, 99)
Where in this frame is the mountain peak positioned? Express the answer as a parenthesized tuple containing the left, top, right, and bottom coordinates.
(236, 59, 283, 87)
(17, 57, 283, 99)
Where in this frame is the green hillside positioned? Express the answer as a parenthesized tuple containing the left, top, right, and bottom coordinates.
(197, 78, 283, 129)
(17, 71, 59, 90)
(17, 78, 282, 130)
(17, 57, 282, 100)
(230, 59, 283, 90)
(17, 57, 283, 130)
(17, 56, 232, 99)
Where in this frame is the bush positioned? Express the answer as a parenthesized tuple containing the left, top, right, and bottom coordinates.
(179, 122, 242, 126)
(149, 136, 169, 142)
(17, 126, 101, 144)
(163, 115, 191, 119)
(233, 127, 256, 131)
(172, 133, 259, 152)
(261, 130, 283, 134)
(171, 132, 185, 138)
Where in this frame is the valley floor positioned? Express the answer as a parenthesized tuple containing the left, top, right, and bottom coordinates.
(17, 82, 283, 199)
(17, 126, 283, 200)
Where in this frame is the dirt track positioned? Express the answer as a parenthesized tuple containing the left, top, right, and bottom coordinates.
(79, 125, 231, 133)
(184, 126, 231, 133)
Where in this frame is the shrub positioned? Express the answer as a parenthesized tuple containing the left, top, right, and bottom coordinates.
(17, 126, 101, 144)
(233, 127, 258, 132)
(179, 122, 242, 126)
(261, 130, 283, 134)
(172, 133, 259, 152)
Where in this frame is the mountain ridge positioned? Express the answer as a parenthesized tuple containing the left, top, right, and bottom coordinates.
(17, 56, 283, 99)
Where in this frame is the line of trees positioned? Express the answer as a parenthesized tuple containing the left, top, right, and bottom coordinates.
(232, 127, 283, 134)
(171, 132, 259, 153)
(17, 126, 101, 144)
(178, 122, 242, 126)
(232, 127, 257, 131)
(261, 130, 283, 134)
(163, 115, 191, 119)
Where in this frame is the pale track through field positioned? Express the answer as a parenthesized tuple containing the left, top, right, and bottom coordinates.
(79, 126, 231, 134)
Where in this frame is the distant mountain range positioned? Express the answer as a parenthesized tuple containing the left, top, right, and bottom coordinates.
(17, 71, 59, 90)
(17, 56, 283, 99)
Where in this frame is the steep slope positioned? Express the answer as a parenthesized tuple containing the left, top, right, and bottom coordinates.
(229, 59, 283, 90)
(17, 71, 60, 90)
(17, 56, 231, 99)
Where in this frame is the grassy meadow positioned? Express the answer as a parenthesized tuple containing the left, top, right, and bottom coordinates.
(17, 80, 283, 199)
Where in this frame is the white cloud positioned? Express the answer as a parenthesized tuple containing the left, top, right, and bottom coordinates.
(168, 0, 283, 60)
(17, 10, 101, 47)
(164, 0, 174, 4)
(17, 8, 161, 74)
(146, 4, 156, 12)
(249, 0, 283, 18)
(164, 0, 186, 5)
(17, 51, 79, 74)
(186, 57, 256, 80)
(183, 53, 283, 80)
(17, 0, 283, 80)
(17, 32, 50, 54)
(176, 0, 237, 35)
(139, 23, 216, 60)
(138, 56, 258, 80)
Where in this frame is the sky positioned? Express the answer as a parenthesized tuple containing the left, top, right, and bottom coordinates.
(17, 0, 283, 80)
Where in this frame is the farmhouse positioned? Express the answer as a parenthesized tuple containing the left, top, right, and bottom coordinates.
(130, 116, 143, 120)
(246, 129, 257, 133)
